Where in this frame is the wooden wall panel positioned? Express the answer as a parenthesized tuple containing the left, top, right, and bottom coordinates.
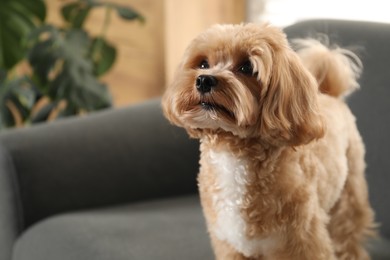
(96, 0, 165, 106)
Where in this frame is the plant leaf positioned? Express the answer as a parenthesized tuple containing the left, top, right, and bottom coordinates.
(0, 0, 46, 70)
(66, 64, 112, 110)
(28, 37, 61, 86)
(89, 37, 117, 76)
(0, 72, 10, 120)
(26, 11, 113, 119)
(0, 76, 40, 129)
(56, 102, 78, 118)
(17, 0, 46, 22)
(61, 2, 92, 29)
(31, 102, 56, 123)
(7, 76, 38, 107)
(0, 103, 15, 129)
(10, 78, 37, 110)
(27, 24, 59, 42)
(28, 27, 91, 93)
(49, 63, 112, 112)
(64, 29, 90, 58)
(7, 94, 29, 121)
(0, 69, 6, 85)
(114, 5, 145, 23)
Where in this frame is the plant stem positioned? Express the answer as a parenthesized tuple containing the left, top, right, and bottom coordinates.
(101, 4, 113, 39)
(5, 100, 23, 127)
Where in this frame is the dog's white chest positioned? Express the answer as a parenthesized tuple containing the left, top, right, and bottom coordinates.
(208, 148, 276, 257)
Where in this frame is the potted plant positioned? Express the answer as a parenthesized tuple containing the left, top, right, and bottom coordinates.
(0, 0, 144, 129)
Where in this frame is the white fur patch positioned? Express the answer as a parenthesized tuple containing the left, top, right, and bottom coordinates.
(209, 148, 277, 257)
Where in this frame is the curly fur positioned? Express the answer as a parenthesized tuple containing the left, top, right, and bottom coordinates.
(162, 23, 376, 260)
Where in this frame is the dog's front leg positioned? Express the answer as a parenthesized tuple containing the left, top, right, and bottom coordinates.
(273, 213, 336, 260)
(209, 234, 263, 260)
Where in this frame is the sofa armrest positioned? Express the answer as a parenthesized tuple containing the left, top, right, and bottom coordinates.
(0, 98, 199, 254)
(0, 145, 22, 260)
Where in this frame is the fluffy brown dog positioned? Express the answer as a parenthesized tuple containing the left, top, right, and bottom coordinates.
(162, 23, 376, 260)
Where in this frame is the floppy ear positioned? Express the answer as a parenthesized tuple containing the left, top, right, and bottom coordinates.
(161, 90, 205, 139)
(161, 66, 205, 139)
(259, 48, 325, 145)
(161, 85, 182, 128)
(161, 59, 190, 129)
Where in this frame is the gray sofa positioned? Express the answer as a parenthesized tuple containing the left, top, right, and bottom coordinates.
(1, 19, 390, 260)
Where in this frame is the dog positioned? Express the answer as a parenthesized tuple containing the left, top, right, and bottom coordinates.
(162, 23, 376, 260)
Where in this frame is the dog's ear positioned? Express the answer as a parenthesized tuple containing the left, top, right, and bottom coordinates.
(259, 48, 325, 145)
(161, 69, 205, 139)
(161, 87, 182, 128)
(161, 92, 204, 139)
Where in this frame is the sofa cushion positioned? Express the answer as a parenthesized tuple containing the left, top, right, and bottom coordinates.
(13, 196, 213, 260)
(13, 194, 390, 260)
(0, 99, 200, 229)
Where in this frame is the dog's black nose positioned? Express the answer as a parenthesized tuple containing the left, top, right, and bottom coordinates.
(196, 75, 218, 94)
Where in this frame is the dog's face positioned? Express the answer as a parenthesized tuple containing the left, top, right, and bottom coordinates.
(163, 23, 324, 145)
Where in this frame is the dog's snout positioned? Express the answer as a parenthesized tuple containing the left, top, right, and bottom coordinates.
(196, 75, 218, 94)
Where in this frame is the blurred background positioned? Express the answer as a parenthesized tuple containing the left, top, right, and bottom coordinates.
(1, 0, 388, 129)
(46, 0, 390, 106)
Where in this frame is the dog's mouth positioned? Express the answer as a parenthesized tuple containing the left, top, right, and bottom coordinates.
(199, 100, 235, 119)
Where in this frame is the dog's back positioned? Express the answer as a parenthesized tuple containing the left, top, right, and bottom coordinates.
(295, 39, 376, 259)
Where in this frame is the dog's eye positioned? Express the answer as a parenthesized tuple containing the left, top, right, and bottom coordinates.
(199, 60, 210, 69)
(238, 61, 253, 75)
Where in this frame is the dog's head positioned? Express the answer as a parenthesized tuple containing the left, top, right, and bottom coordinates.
(162, 23, 324, 145)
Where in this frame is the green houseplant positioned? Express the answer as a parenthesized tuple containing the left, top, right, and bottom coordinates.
(0, 0, 144, 129)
